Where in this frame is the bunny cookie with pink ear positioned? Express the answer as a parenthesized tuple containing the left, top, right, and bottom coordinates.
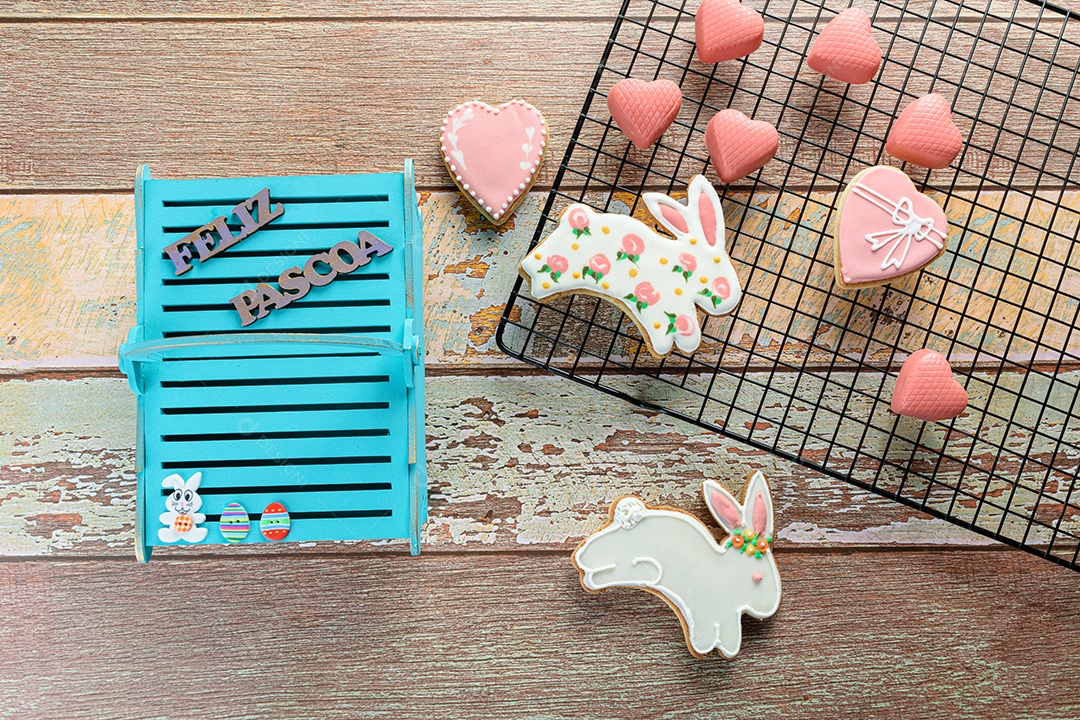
(572, 471, 781, 658)
(520, 174, 742, 357)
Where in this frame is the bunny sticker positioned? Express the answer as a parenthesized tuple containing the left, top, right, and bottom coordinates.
(571, 471, 781, 658)
(158, 472, 208, 543)
(519, 174, 741, 357)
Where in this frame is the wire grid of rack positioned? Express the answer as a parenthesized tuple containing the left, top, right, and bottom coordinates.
(496, 0, 1080, 570)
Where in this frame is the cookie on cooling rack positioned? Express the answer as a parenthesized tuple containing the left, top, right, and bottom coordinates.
(886, 94, 964, 169)
(518, 174, 741, 357)
(695, 0, 765, 63)
(807, 7, 883, 84)
(832, 165, 949, 289)
(892, 349, 968, 422)
(607, 78, 683, 149)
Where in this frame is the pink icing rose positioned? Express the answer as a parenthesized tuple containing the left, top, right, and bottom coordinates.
(634, 282, 660, 306)
(678, 253, 697, 272)
(568, 207, 589, 231)
(712, 277, 731, 299)
(548, 255, 569, 274)
(589, 254, 611, 275)
(621, 234, 645, 256)
(675, 314, 696, 337)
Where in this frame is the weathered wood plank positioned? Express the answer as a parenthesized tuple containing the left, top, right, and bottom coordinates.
(14, 373, 1076, 558)
(1, 551, 1079, 719)
(0, 17, 1072, 191)
(0, 191, 543, 368)
(0, 0, 621, 16)
(0, 0, 1053, 20)
(2, 190, 1077, 369)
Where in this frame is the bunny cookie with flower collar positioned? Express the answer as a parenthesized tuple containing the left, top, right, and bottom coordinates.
(833, 165, 949, 289)
(572, 471, 781, 659)
(519, 174, 741, 357)
(440, 100, 547, 224)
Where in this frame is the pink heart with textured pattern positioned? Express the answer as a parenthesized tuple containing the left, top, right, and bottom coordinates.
(886, 94, 964, 169)
(440, 99, 548, 224)
(695, 0, 765, 63)
(607, 78, 683, 149)
(705, 108, 779, 184)
(892, 349, 968, 422)
(807, 7, 882, 84)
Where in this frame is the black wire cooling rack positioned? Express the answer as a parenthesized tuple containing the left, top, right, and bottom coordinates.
(496, 0, 1080, 570)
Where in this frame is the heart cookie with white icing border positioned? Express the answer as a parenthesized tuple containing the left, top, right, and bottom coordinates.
(440, 100, 548, 225)
(833, 165, 949, 289)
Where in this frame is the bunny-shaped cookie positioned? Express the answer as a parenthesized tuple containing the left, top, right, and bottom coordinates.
(158, 472, 208, 543)
(571, 471, 781, 658)
(519, 174, 741, 357)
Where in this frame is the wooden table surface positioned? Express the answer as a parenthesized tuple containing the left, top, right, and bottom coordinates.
(3, 2, 1080, 718)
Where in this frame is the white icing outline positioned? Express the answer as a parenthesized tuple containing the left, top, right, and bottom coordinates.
(851, 182, 945, 271)
(444, 106, 473, 171)
(572, 471, 781, 658)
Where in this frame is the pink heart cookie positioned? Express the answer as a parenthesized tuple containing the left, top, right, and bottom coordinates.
(833, 165, 948, 289)
(440, 100, 548, 224)
(705, 109, 779, 184)
(886, 94, 964, 169)
(696, 0, 765, 63)
(807, 7, 882, 85)
(892, 349, 968, 422)
(607, 78, 683, 149)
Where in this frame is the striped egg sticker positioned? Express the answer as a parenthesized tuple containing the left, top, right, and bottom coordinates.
(220, 502, 250, 543)
(260, 502, 291, 541)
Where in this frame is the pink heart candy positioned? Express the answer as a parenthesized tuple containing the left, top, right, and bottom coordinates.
(886, 94, 964, 170)
(607, 78, 683, 149)
(807, 7, 882, 84)
(834, 166, 948, 288)
(705, 109, 778, 184)
(696, 0, 765, 63)
(440, 100, 547, 224)
(892, 349, 968, 422)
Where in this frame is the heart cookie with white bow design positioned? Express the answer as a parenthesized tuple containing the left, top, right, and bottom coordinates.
(832, 165, 949, 289)
(440, 100, 548, 225)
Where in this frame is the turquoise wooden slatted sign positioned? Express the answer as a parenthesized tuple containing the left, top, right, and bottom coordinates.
(119, 163, 426, 561)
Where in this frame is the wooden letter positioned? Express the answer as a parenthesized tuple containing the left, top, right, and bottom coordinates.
(229, 233, 393, 326)
(328, 241, 363, 273)
(163, 189, 285, 275)
(255, 283, 290, 319)
(232, 187, 284, 239)
(303, 252, 338, 287)
(356, 230, 394, 261)
(163, 240, 195, 275)
(278, 266, 311, 302)
(230, 289, 261, 327)
(193, 216, 238, 259)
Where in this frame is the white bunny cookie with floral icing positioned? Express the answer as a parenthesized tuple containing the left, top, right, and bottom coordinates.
(519, 175, 741, 357)
(571, 471, 781, 658)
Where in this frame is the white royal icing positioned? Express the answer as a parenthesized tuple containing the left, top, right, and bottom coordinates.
(443, 105, 473, 172)
(572, 471, 781, 658)
(519, 174, 742, 356)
